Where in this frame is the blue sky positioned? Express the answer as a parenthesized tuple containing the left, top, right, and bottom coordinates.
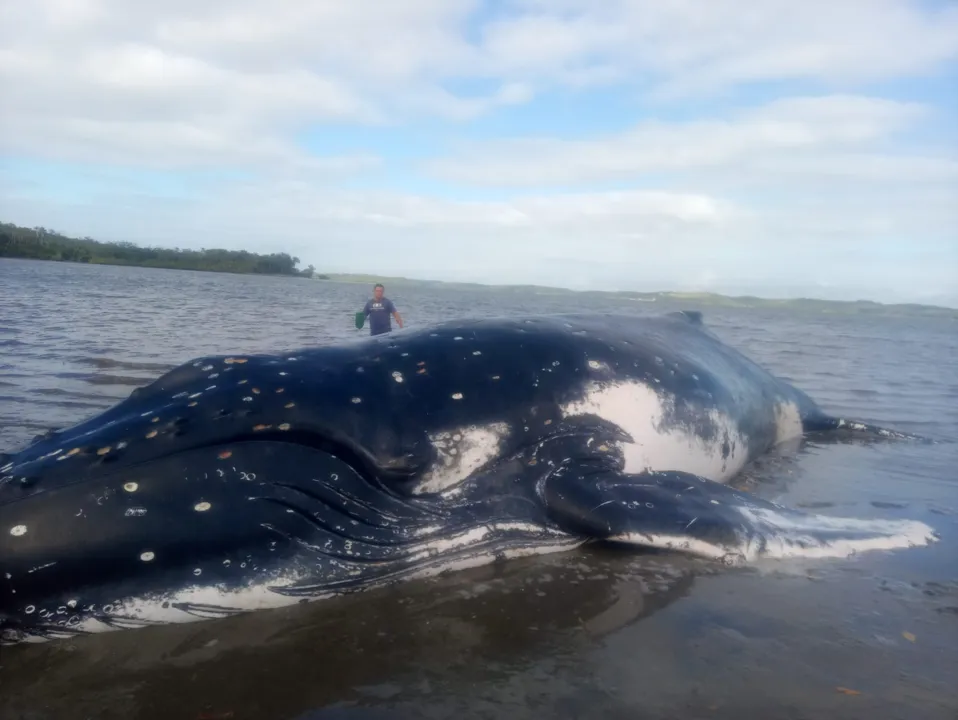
(1, 0, 956, 306)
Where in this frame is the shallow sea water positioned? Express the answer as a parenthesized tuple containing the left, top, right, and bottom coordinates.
(1, 259, 956, 720)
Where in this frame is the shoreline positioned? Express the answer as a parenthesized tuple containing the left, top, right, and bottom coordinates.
(4, 254, 956, 319)
(0, 255, 311, 280)
(321, 272, 958, 317)
(0, 220, 312, 279)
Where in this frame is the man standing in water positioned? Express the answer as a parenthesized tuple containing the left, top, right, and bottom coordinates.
(363, 283, 404, 336)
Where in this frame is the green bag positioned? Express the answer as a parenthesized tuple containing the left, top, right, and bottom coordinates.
(354, 311, 365, 330)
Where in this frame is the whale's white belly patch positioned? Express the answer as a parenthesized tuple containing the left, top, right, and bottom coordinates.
(559, 379, 754, 482)
(414, 422, 511, 495)
(773, 400, 804, 444)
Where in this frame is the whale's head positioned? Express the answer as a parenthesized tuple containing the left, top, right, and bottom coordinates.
(2, 424, 385, 642)
(0, 356, 403, 645)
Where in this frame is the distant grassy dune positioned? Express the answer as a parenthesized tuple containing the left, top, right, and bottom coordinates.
(322, 274, 957, 320)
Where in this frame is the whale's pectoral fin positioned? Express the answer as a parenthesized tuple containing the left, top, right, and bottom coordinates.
(801, 412, 934, 443)
(540, 463, 938, 563)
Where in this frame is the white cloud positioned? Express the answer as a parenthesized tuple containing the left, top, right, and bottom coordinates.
(424, 95, 944, 186)
(0, 0, 956, 305)
(483, 0, 958, 95)
(5, 165, 957, 305)
(3, 0, 956, 170)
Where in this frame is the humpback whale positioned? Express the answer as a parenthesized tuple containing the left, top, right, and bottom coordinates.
(0, 311, 938, 645)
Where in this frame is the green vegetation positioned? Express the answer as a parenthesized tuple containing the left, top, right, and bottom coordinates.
(2, 220, 953, 318)
(323, 274, 957, 319)
(0, 221, 315, 277)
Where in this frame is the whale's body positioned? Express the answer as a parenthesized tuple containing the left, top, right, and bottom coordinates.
(0, 311, 937, 644)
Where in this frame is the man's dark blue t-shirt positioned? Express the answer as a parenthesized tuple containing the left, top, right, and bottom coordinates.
(364, 297, 396, 336)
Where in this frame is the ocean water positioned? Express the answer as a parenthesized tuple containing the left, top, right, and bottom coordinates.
(1, 258, 956, 720)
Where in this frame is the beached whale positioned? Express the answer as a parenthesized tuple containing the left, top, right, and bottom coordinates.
(0, 311, 937, 644)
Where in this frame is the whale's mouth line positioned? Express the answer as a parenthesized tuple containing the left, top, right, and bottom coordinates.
(268, 532, 586, 596)
(11, 425, 395, 489)
(0, 524, 586, 646)
(187, 426, 398, 482)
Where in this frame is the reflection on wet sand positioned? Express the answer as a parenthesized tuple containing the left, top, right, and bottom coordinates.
(0, 547, 704, 720)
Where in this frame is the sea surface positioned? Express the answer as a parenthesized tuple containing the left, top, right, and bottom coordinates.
(1, 258, 956, 720)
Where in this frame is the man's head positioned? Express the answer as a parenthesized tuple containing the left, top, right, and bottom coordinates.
(373, 283, 384, 301)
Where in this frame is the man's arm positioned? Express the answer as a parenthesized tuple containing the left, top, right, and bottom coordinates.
(388, 300, 403, 328)
(363, 300, 371, 317)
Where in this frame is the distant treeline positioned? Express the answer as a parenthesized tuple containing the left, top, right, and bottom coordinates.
(0, 221, 321, 277)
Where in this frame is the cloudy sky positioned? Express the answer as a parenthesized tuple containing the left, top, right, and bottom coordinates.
(1, 0, 956, 306)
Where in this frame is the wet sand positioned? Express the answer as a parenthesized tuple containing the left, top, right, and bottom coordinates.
(3, 537, 956, 719)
